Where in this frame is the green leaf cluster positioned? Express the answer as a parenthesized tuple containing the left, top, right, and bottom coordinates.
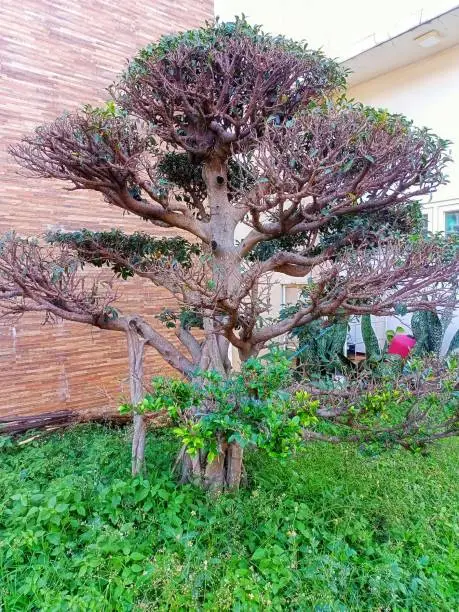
(127, 15, 344, 85)
(121, 351, 320, 459)
(47, 229, 201, 279)
(157, 306, 204, 330)
(157, 152, 253, 202)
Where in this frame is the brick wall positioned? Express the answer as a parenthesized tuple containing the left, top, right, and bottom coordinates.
(0, 0, 214, 417)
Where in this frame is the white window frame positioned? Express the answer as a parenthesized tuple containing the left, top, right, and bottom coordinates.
(444, 208, 459, 235)
(422, 205, 434, 232)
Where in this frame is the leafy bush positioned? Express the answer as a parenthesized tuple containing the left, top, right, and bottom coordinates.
(120, 353, 458, 466)
(287, 314, 349, 377)
(121, 351, 318, 462)
(0, 426, 458, 609)
(279, 302, 391, 380)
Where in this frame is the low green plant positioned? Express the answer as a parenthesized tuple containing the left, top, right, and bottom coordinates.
(0, 426, 458, 609)
(361, 313, 381, 357)
(291, 316, 349, 377)
(313, 354, 459, 450)
(119, 352, 458, 473)
(279, 305, 398, 379)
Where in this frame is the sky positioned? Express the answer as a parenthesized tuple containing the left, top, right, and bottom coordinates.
(214, 0, 458, 59)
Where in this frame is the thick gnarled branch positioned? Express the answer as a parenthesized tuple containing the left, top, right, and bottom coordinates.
(248, 236, 459, 348)
(10, 108, 210, 243)
(0, 235, 195, 377)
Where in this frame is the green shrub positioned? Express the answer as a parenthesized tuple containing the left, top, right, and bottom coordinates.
(121, 352, 458, 465)
(121, 351, 317, 462)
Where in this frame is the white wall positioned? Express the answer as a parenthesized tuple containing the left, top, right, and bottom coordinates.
(214, 1, 458, 62)
(349, 44, 459, 207)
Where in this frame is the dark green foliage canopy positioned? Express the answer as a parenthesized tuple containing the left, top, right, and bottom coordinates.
(247, 201, 426, 263)
(157, 152, 254, 214)
(48, 229, 201, 279)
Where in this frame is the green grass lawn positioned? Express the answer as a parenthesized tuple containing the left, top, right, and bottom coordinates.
(0, 425, 458, 611)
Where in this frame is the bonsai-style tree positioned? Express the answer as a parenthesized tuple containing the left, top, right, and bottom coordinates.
(9, 18, 459, 489)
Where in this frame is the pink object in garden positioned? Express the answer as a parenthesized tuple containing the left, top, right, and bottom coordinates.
(387, 334, 416, 359)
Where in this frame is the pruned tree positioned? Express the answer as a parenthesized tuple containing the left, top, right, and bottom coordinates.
(9, 18, 459, 490)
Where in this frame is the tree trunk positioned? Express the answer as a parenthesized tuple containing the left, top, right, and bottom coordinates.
(179, 442, 244, 493)
(204, 440, 228, 492)
(126, 325, 146, 476)
(226, 442, 244, 490)
(176, 156, 246, 492)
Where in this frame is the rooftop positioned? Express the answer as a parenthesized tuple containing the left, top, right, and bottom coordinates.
(342, 5, 459, 86)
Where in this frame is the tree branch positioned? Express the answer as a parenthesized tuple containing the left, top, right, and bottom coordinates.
(175, 325, 202, 364)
